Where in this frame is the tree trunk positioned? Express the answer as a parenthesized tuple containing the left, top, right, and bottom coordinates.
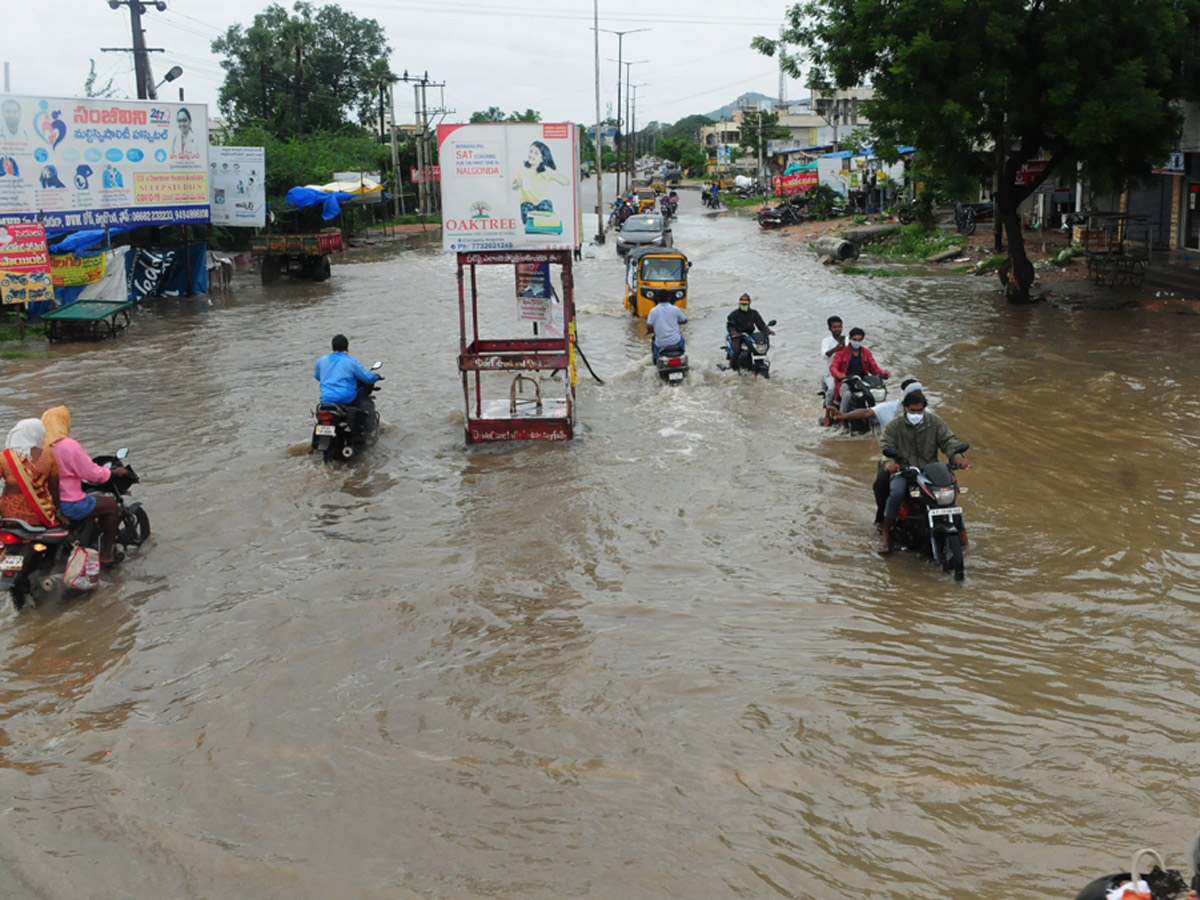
(998, 196, 1036, 303)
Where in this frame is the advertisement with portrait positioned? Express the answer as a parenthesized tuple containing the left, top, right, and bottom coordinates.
(209, 145, 265, 226)
(437, 122, 579, 253)
(0, 95, 209, 231)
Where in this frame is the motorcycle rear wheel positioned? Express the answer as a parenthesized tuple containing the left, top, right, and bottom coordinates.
(119, 507, 151, 548)
(938, 532, 964, 581)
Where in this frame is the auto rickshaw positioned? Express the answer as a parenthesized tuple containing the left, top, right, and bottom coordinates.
(623, 247, 691, 318)
(650, 176, 666, 194)
(634, 187, 657, 213)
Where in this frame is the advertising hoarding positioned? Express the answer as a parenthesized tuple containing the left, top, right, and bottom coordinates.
(209, 145, 265, 227)
(0, 222, 52, 304)
(0, 95, 209, 231)
(437, 123, 579, 252)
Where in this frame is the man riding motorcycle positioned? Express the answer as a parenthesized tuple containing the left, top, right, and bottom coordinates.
(877, 389, 967, 553)
(314, 334, 382, 427)
(828, 326, 890, 416)
(646, 295, 687, 361)
(725, 293, 770, 371)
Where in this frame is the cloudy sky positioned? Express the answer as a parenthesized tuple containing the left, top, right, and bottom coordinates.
(5, 0, 805, 128)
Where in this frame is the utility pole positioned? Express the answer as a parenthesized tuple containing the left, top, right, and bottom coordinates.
(105, 0, 167, 100)
(398, 70, 446, 217)
(630, 83, 647, 174)
(597, 27, 649, 195)
(593, 0, 604, 243)
(615, 59, 647, 188)
(387, 79, 401, 218)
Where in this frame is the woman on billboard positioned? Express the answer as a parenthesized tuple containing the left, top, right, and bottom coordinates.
(511, 140, 569, 235)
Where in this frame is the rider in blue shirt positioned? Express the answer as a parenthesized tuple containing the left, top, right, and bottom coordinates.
(314, 334, 380, 406)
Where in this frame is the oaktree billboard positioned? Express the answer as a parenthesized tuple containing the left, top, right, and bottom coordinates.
(0, 95, 210, 231)
(437, 122, 580, 252)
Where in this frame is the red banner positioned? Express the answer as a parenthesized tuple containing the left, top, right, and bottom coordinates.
(410, 165, 442, 184)
(1014, 160, 1049, 186)
(774, 171, 818, 196)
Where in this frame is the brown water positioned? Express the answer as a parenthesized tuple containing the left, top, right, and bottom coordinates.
(2, 192, 1200, 899)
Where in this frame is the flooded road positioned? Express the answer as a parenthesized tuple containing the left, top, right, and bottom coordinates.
(3, 185, 1200, 899)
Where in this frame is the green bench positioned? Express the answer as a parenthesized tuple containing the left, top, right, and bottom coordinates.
(41, 299, 135, 341)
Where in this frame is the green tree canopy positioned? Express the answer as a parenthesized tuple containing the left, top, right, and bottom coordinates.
(212, 1, 391, 136)
(469, 107, 507, 123)
(509, 109, 542, 123)
(662, 114, 714, 141)
(737, 109, 789, 157)
(755, 0, 1200, 302)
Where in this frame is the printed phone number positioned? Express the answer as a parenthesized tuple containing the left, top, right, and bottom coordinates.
(454, 241, 515, 250)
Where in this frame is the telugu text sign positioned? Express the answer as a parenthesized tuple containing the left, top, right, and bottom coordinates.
(209, 145, 265, 227)
(0, 222, 52, 304)
(0, 95, 210, 230)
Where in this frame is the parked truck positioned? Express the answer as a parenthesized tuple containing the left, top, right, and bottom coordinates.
(250, 230, 344, 285)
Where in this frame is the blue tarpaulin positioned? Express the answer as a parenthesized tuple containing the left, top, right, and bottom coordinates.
(285, 187, 357, 220)
(46, 225, 136, 253)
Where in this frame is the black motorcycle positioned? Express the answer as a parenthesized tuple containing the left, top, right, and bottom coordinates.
(702, 191, 720, 210)
(312, 363, 383, 462)
(758, 203, 803, 229)
(0, 448, 149, 610)
(881, 443, 970, 581)
(840, 373, 889, 434)
(654, 344, 689, 385)
(723, 319, 776, 378)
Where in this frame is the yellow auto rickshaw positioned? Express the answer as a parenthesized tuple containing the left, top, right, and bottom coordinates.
(650, 176, 666, 194)
(624, 247, 691, 318)
(635, 187, 657, 213)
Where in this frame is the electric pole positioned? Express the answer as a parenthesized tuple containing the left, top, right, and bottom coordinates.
(597, 28, 649, 195)
(593, 0, 604, 243)
(105, 0, 167, 100)
(398, 71, 446, 217)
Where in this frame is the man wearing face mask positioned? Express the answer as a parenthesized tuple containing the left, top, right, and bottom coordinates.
(877, 389, 967, 553)
(828, 326, 890, 418)
(725, 293, 770, 371)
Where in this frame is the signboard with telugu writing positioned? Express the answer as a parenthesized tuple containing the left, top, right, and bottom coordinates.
(49, 252, 105, 287)
(0, 222, 52, 304)
(0, 95, 209, 231)
(209, 145, 265, 226)
(774, 171, 818, 196)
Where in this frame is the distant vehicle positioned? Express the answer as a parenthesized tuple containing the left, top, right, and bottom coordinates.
(665, 166, 683, 185)
(615, 214, 672, 257)
(634, 187, 657, 213)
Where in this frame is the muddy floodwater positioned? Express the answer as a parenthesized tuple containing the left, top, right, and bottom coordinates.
(3, 184, 1200, 899)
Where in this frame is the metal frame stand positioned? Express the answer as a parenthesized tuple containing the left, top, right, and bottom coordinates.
(457, 250, 577, 444)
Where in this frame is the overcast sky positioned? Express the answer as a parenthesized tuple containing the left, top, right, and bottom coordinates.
(5, 0, 804, 128)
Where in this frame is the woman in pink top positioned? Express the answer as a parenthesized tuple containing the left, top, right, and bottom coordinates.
(42, 406, 128, 566)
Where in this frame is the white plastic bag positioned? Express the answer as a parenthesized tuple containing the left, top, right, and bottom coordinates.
(63, 545, 100, 591)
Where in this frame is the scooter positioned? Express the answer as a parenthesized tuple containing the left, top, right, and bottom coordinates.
(0, 448, 149, 610)
(723, 319, 777, 378)
(312, 362, 383, 462)
(881, 443, 970, 581)
(654, 344, 689, 385)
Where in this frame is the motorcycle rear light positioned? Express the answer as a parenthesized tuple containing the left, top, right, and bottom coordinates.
(32, 543, 46, 552)
(667, 357, 684, 368)
(316, 411, 336, 425)
(0, 532, 20, 544)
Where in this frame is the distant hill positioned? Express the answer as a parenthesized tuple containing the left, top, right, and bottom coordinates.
(704, 92, 780, 120)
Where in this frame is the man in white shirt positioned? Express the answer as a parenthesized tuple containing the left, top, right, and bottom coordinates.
(819, 315, 844, 406)
(646, 297, 687, 360)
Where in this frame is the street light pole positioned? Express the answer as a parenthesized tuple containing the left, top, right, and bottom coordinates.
(620, 60, 648, 187)
(597, 27, 649, 195)
(593, 0, 604, 243)
(630, 83, 647, 171)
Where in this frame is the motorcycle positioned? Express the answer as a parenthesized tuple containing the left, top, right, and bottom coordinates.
(1, 448, 149, 610)
(757, 203, 803, 229)
(654, 344, 689, 385)
(312, 362, 383, 462)
(609, 199, 635, 230)
(723, 319, 777, 378)
(659, 194, 678, 220)
(881, 443, 971, 581)
(702, 191, 720, 210)
(840, 373, 889, 434)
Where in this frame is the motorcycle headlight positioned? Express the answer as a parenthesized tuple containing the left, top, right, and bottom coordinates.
(932, 487, 957, 506)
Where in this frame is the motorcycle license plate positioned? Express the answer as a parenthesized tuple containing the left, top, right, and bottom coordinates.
(928, 507, 963, 517)
(668, 372, 684, 381)
(0, 555, 24, 571)
(315, 425, 336, 436)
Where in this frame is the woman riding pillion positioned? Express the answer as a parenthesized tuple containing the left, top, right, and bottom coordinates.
(1, 419, 60, 529)
(41, 406, 128, 567)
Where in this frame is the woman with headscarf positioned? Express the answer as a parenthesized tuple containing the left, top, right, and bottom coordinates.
(41, 406, 127, 566)
(1, 418, 59, 527)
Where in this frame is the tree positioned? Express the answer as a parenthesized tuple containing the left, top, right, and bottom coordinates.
(509, 109, 542, 123)
(737, 109, 790, 159)
(212, 1, 391, 136)
(662, 114, 714, 141)
(83, 59, 120, 99)
(755, 0, 1200, 303)
(470, 107, 507, 123)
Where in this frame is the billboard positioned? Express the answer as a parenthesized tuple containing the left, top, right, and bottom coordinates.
(437, 123, 579, 252)
(209, 145, 264, 227)
(0, 95, 210, 231)
(0, 222, 52, 305)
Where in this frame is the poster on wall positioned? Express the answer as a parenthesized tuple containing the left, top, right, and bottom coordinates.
(437, 122, 579, 252)
(209, 145, 265, 227)
(0, 95, 209, 231)
(0, 222, 52, 304)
